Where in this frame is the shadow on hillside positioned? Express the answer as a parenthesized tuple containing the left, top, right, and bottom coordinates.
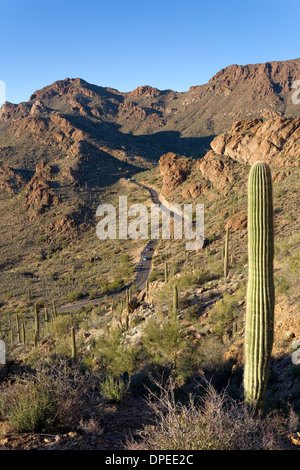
(128, 350, 300, 415)
(65, 113, 215, 162)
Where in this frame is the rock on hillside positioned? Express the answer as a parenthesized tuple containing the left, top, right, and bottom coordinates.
(210, 117, 300, 166)
(159, 152, 191, 196)
(25, 162, 60, 219)
(158, 116, 300, 198)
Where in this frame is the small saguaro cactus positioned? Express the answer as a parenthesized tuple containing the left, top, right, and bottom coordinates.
(126, 289, 130, 314)
(10, 328, 13, 345)
(125, 313, 129, 331)
(16, 314, 21, 343)
(224, 227, 229, 277)
(244, 161, 275, 414)
(53, 301, 57, 319)
(22, 323, 26, 344)
(173, 285, 179, 318)
(165, 262, 168, 283)
(34, 304, 39, 337)
(71, 326, 77, 359)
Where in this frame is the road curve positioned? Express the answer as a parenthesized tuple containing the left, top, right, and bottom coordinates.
(57, 181, 165, 313)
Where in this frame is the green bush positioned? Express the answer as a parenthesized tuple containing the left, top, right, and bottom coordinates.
(100, 374, 129, 402)
(66, 291, 84, 302)
(0, 362, 89, 432)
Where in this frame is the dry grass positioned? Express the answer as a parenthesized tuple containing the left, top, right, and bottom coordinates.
(127, 378, 298, 450)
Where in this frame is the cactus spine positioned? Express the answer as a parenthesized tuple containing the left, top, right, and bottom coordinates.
(244, 162, 275, 414)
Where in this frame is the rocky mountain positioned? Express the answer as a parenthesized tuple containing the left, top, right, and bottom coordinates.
(1, 58, 300, 184)
(0, 58, 299, 272)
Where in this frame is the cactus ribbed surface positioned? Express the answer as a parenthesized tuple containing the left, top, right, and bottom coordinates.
(244, 162, 275, 414)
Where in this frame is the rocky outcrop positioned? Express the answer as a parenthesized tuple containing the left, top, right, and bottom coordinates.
(197, 151, 236, 196)
(0, 164, 23, 195)
(181, 181, 210, 198)
(159, 152, 191, 196)
(30, 100, 48, 116)
(225, 212, 248, 232)
(210, 117, 300, 166)
(0, 102, 31, 121)
(25, 162, 60, 219)
(128, 85, 161, 98)
(49, 113, 86, 142)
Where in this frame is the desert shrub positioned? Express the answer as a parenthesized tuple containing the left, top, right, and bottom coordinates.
(176, 268, 220, 291)
(182, 304, 200, 321)
(142, 318, 185, 370)
(148, 271, 161, 282)
(208, 292, 238, 339)
(45, 314, 73, 338)
(0, 362, 91, 432)
(66, 291, 84, 302)
(88, 289, 99, 299)
(100, 374, 129, 402)
(94, 326, 139, 376)
(127, 380, 295, 450)
(275, 275, 291, 295)
(108, 277, 124, 292)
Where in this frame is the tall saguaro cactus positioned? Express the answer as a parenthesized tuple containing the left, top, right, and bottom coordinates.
(244, 162, 275, 414)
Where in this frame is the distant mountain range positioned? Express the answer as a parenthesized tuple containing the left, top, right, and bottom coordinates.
(0, 57, 300, 189)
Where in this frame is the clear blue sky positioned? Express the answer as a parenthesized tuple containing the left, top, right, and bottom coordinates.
(1, 0, 299, 104)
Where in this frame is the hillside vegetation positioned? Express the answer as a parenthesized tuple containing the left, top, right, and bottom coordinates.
(0, 63, 299, 449)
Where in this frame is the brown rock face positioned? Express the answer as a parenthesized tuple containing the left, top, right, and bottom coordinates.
(49, 214, 75, 235)
(197, 151, 235, 195)
(25, 162, 60, 219)
(210, 117, 300, 166)
(128, 85, 161, 98)
(181, 181, 209, 199)
(159, 152, 191, 196)
(0, 102, 31, 121)
(225, 212, 248, 232)
(0, 164, 23, 195)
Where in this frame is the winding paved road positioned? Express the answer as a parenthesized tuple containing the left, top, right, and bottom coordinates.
(57, 180, 168, 313)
